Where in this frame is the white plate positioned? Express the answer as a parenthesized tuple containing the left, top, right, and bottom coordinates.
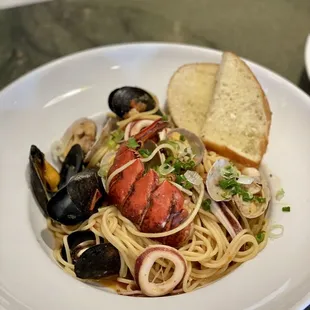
(305, 35, 310, 79)
(0, 43, 310, 310)
(0, 0, 51, 9)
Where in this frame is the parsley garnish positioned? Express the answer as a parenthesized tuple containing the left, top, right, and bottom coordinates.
(138, 149, 151, 158)
(255, 231, 265, 244)
(162, 115, 168, 121)
(282, 206, 290, 212)
(201, 199, 211, 211)
(127, 137, 139, 149)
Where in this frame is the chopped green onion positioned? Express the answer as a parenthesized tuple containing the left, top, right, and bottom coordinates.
(218, 178, 238, 190)
(282, 206, 290, 212)
(180, 134, 185, 142)
(269, 224, 284, 239)
(241, 191, 254, 202)
(173, 159, 195, 174)
(175, 174, 193, 190)
(276, 188, 285, 201)
(255, 231, 265, 244)
(220, 165, 239, 179)
(162, 115, 168, 121)
(165, 156, 174, 164)
(107, 139, 117, 149)
(201, 199, 211, 211)
(255, 196, 266, 203)
(219, 178, 259, 202)
(111, 129, 124, 143)
(138, 149, 152, 158)
(167, 140, 179, 149)
(127, 137, 139, 149)
(158, 163, 175, 176)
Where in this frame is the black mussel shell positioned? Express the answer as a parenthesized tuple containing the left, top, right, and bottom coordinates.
(66, 168, 104, 211)
(75, 243, 120, 279)
(29, 145, 57, 216)
(47, 169, 105, 225)
(47, 186, 84, 225)
(108, 86, 157, 118)
(59, 144, 84, 189)
(61, 230, 104, 263)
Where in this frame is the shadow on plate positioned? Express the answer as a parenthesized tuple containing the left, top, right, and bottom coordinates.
(298, 68, 310, 96)
(40, 228, 54, 250)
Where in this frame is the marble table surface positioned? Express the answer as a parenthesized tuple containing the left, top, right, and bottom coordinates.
(0, 0, 309, 308)
(0, 0, 310, 93)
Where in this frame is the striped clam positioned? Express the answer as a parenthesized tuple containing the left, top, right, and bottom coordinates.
(206, 159, 271, 219)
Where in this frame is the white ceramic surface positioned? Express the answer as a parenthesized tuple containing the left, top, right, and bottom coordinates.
(0, 43, 310, 310)
(306, 35, 310, 79)
(0, 0, 51, 9)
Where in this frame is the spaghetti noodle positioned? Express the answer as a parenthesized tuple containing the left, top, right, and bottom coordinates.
(47, 149, 269, 296)
(39, 87, 271, 297)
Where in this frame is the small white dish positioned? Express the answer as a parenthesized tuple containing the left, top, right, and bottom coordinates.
(305, 35, 310, 79)
(0, 43, 310, 310)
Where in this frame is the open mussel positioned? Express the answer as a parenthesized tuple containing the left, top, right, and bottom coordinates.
(75, 243, 120, 279)
(59, 144, 84, 188)
(29, 145, 60, 215)
(61, 231, 120, 279)
(61, 230, 99, 263)
(47, 168, 105, 225)
(108, 86, 159, 119)
(29, 144, 86, 216)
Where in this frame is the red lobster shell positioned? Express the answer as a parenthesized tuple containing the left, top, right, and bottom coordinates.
(107, 120, 191, 248)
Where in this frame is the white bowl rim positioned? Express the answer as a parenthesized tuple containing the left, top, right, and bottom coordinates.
(1, 42, 310, 310)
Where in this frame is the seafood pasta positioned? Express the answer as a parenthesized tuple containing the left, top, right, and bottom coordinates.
(29, 86, 271, 297)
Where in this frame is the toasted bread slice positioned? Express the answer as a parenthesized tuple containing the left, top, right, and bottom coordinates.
(201, 52, 272, 167)
(167, 63, 218, 135)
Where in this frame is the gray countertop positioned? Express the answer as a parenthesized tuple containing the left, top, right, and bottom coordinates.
(0, 0, 309, 308)
(0, 0, 310, 93)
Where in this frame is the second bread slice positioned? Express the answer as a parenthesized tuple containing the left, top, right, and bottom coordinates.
(167, 63, 218, 135)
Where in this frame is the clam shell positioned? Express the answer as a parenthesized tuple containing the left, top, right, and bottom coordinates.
(167, 128, 205, 165)
(233, 171, 271, 219)
(84, 117, 117, 166)
(206, 159, 232, 202)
